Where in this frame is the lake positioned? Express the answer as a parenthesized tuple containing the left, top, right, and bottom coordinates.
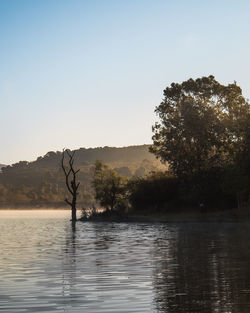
(1, 210, 250, 312)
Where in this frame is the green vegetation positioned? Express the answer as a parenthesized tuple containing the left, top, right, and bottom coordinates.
(86, 76, 250, 221)
(148, 76, 250, 211)
(151, 75, 250, 177)
(2, 76, 250, 220)
(0, 145, 162, 208)
(127, 172, 179, 212)
(93, 160, 128, 212)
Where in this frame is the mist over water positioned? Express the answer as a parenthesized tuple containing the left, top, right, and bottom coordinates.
(1, 211, 250, 312)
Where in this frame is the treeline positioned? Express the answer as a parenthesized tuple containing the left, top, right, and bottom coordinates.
(90, 76, 250, 216)
(2, 76, 250, 213)
(0, 145, 163, 207)
(132, 76, 250, 212)
(90, 163, 246, 215)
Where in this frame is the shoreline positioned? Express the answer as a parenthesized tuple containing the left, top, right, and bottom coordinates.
(1, 207, 250, 223)
(80, 207, 250, 223)
(0, 207, 71, 210)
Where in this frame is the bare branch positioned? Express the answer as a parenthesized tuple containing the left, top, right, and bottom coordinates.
(65, 198, 72, 206)
(61, 148, 81, 222)
(61, 149, 74, 195)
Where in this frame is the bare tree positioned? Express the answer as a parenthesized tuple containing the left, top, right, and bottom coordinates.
(61, 149, 80, 222)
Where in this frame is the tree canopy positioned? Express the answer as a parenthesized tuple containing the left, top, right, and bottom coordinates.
(150, 75, 250, 177)
(92, 160, 127, 211)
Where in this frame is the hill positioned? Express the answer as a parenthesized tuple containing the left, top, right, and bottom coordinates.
(0, 145, 165, 208)
(27, 144, 157, 168)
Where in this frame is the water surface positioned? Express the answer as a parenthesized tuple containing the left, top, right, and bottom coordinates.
(1, 210, 250, 312)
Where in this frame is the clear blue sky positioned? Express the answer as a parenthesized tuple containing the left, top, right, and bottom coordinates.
(1, 0, 250, 164)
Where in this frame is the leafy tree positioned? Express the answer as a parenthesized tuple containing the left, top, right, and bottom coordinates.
(150, 75, 250, 177)
(93, 160, 127, 211)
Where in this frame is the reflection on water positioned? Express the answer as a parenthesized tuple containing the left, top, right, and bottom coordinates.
(1, 211, 250, 312)
(153, 224, 250, 313)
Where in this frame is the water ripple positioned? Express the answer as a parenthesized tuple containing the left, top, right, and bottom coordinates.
(1, 211, 250, 312)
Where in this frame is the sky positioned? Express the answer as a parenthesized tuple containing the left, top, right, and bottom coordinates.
(0, 0, 250, 164)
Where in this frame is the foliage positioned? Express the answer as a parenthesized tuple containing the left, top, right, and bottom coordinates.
(148, 76, 250, 211)
(2, 76, 250, 213)
(93, 160, 128, 211)
(150, 75, 250, 177)
(128, 167, 247, 212)
(128, 172, 179, 211)
(0, 145, 161, 208)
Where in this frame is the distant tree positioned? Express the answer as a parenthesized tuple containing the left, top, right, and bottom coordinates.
(0, 145, 163, 208)
(0, 184, 7, 203)
(114, 166, 132, 177)
(135, 166, 146, 177)
(150, 75, 250, 177)
(93, 160, 127, 211)
(61, 149, 80, 222)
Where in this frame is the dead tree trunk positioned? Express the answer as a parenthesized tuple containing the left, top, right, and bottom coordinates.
(61, 149, 80, 222)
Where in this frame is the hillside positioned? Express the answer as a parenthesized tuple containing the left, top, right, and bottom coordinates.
(0, 164, 6, 169)
(27, 144, 157, 168)
(0, 145, 166, 208)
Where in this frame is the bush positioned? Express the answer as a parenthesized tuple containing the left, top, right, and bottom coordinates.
(128, 172, 179, 212)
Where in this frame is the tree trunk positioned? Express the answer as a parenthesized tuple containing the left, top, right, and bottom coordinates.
(61, 149, 80, 222)
(72, 198, 77, 222)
